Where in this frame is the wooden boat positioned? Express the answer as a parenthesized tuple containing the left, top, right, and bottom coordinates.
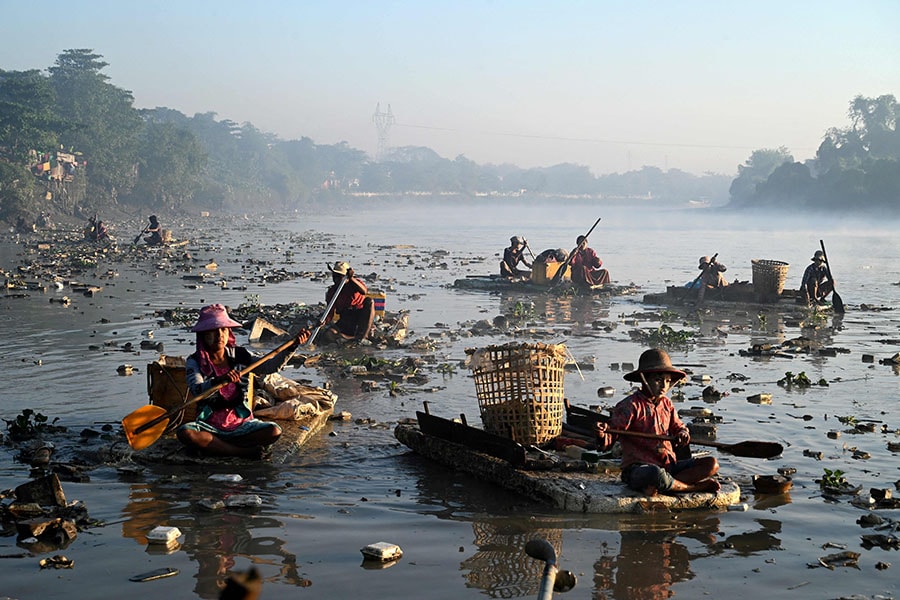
(393, 407, 740, 513)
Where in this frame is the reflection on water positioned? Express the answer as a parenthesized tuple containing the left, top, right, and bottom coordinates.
(119, 474, 310, 599)
(461, 521, 562, 598)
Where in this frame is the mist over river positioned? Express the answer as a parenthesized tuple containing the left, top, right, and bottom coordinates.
(1, 198, 899, 600)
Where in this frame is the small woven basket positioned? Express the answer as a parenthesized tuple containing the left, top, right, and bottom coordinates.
(751, 259, 790, 296)
(467, 342, 567, 444)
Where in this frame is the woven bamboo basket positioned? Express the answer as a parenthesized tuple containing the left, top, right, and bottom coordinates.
(751, 259, 790, 296)
(147, 355, 192, 423)
(467, 342, 567, 445)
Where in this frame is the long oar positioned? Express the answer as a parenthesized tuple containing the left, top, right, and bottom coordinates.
(122, 275, 349, 450)
(691, 252, 718, 289)
(132, 227, 149, 246)
(549, 216, 602, 288)
(607, 428, 783, 459)
(819, 240, 845, 314)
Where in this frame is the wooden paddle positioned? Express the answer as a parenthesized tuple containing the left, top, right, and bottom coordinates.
(819, 240, 845, 314)
(606, 428, 783, 459)
(691, 252, 718, 289)
(550, 216, 602, 288)
(122, 275, 349, 450)
(132, 227, 149, 246)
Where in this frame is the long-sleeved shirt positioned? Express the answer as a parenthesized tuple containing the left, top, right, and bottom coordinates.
(606, 390, 689, 470)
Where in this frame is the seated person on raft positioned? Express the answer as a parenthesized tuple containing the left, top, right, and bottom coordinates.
(800, 250, 834, 306)
(500, 236, 532, 279)
(570, 235, 610, 287)
(144, 215, 163, 246)
(594, 348, 720, 496)
(176, 304, 311, 458)
(319, 261, 375, 343)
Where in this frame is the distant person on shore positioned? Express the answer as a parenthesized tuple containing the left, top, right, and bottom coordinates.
(144, 215, 163, 246)
(800, 250, 833, 305)
(570, 235, 610, 288)
(176, 304, 311, 458)
(500, 236, 532, 279)
(318, 261, 375, 343)
(594, 348, 720, 496)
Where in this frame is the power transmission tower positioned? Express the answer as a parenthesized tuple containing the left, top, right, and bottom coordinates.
(372, 103, 395, 161)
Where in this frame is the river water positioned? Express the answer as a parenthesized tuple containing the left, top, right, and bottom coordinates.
(1, 198, 899, 600)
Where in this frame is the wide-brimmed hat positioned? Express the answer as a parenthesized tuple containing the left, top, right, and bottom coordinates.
(811, 250, 825, 262)
(191, 303, 242, 332)
(327, 261, 350, 275)
(698, 256, 710, 268)
(623, 348, 687, 383)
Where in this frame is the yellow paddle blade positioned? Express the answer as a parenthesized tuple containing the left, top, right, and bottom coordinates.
(122, 405, 170, 450)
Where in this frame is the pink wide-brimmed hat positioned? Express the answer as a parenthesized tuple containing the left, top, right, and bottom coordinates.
(191, 304, 242, 332)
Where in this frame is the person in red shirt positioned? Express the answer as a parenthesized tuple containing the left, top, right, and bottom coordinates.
(570, 235, 610, 288)
(595, 348, 720, 496)
(320, 261, 375, 343)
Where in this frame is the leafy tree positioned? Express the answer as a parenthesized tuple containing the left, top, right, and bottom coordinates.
(0, 70, 59, 162)
(127, 121, 206, 210)
(48, 49, 143, 202)
(0, 161, 38, 219)
(728, 147, 793, 206)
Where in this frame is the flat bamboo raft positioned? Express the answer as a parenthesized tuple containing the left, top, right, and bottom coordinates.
(643, 282, 807, 306)
(129, 408, 333, 466)
(453, 275, 640, 297)
(394, 423, 740, 513)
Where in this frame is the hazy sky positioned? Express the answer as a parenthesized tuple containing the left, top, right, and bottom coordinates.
(2, 1, 898, 176)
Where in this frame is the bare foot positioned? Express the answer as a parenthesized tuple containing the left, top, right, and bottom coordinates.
(697, 478, 721, 493)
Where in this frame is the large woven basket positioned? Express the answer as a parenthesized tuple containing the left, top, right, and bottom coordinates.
(467, 342, 567, 444)
(147, 355, 192, 423)
(751, 259, 790, 297)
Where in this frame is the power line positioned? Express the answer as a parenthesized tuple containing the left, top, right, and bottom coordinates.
(394, 121, 819, 152)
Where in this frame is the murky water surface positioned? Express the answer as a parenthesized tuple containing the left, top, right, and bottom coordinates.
(1, 199, 899, 599)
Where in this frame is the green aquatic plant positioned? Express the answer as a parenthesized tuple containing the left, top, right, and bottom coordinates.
(509, 301, 535, 319)
(633, 324, 695, 350)
(819, 468, 848, 489)
(4, 408, 64, 440)
(658, 310, 680, 323)
(240, 293, 261, 309)
(778, 371, 829, 388)
(837, 415, 858, 426)
(436, 363, 456, 375)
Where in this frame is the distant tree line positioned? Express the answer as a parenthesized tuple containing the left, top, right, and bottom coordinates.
(727, 94, 900, 213)
(3, 49, 894, 221)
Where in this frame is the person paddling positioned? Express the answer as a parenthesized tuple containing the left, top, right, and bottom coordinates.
(500, 236, 532, 279)
(594, 348, 720, 496)
(800, 250, 834, 306)
(144, 215, 163, 246)
(176, 304, 311, 458)
(570, 235, 610, 288)
(318, 261, 375, 343)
